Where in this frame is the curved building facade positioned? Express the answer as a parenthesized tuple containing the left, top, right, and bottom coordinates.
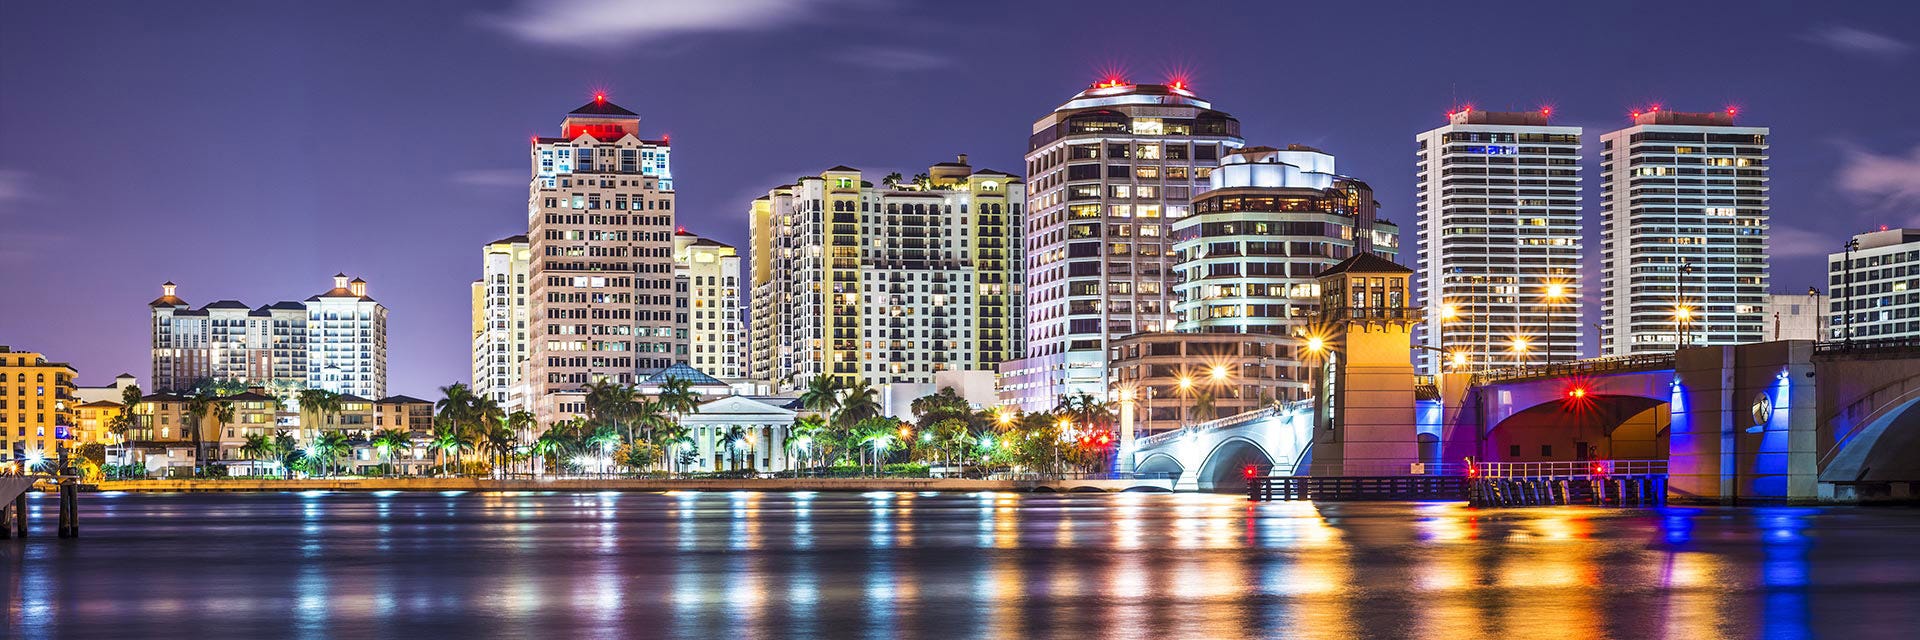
(1002, 82, 1245, 411)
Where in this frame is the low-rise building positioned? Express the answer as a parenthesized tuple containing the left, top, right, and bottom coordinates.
(1107, 332, 1297, 436)
(0, 346, 79, 468)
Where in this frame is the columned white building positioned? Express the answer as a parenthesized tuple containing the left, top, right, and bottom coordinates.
(680, 395, 800, 472)
(1416, 109, 1583, 372)
(1600, 109, 1770, 354)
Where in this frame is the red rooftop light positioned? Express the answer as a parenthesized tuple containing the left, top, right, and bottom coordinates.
(594, 93, 606, 103)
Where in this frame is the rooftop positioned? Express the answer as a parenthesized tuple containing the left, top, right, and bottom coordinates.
(1318, 252, 1412, 277)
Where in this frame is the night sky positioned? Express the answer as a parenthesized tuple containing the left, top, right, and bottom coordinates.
(4, 0, 1918, 396)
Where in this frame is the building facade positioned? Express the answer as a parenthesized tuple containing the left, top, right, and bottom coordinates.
(150, 276, 384, 397)
(525, 96, 679, 424)
(1, 346, 78, 467)
(1765, 289, 1829, 342)
(1416, 109, 1583, 371)
(674, 231, 744, 380)
(1002, 81, 1245, 411)
(472, 235, 532, 408)
(305, 275, 388, 399)
(1830, 228, 1920, 342)
(751, 157, 1024, 390)
(1600, 109, 1770, 355)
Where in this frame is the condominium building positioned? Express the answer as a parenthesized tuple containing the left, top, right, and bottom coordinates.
(1003, 80, 1245, 411)
(0, 345, 79, 466)
(1600, 109, 1770, 355)
(149, 275, 385, 398)
(305, 275, 388, 399)
(674, 231, 744, 380)
(751, 156, 1025, 389)
(1416, 109, 1583, 371)
(1115, 145, 1399, 427)
(472, 235, 532, 407)
(1829, 228, 1920, 341)
(748, 197, 779, 384)
(525, 96, 678, 424)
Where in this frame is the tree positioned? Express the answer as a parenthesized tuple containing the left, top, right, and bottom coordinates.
(309, 431, 350, 477)
(269, 430, 302, 479)
(718, 425, 750, 471)
(108, 383, 143, 468)
(434, 384, 475, 469)
(854, 416, 900, 475)
(657, 376, 701, 422)
(239, 433, 272, 473)
(788, 414, 827, 471)
(297, 388, 342, 452)
(370, 429, 411, 476)
(836, 380, 882, 428)
(656, 423, 695, 475)
(430, 420, 469, 476)
(799, 375, 843, 416)
(184, 391, 232, 477)
(1190, 390, 1217, 422)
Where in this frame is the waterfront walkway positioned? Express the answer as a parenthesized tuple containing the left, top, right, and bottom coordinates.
(94, 476, 1170, 493)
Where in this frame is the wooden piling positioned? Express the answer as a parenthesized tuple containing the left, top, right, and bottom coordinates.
(12, 492, 25, 538)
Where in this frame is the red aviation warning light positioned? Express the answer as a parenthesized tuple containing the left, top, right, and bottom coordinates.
(594, 92, 606, 104)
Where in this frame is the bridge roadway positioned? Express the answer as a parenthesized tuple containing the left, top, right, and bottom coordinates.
(1129, 339, 1920, 503)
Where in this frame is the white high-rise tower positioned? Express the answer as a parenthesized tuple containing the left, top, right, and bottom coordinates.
(1416, 108, 1584, 371)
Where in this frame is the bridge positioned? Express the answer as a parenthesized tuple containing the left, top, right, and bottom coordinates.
(1128, 339, 1920, 503)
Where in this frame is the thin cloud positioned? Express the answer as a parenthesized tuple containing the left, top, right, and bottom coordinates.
(1771, 224, 1841, 258)
(831, 46, 953, 71)
(0, 170, 27, 201)
(450, 168, 526, 187)
(478, 0, 846, 49)
(1801, 25, 1912, 57)
(1836, 143, 1920, 210)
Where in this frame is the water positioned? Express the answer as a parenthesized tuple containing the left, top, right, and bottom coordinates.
(5, 491, 1920, 639)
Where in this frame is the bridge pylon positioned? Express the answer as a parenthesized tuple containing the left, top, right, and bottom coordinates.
(1308, 254, 1420, 477)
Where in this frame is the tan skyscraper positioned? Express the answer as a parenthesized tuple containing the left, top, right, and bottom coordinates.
(525, 96, 678, 423)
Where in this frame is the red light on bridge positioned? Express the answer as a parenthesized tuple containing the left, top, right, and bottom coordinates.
(1567, 386, 1588, 399)
(1243, 465, 1259, 479)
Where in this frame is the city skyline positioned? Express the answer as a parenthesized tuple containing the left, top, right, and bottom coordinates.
(4, 1, 1919, 395)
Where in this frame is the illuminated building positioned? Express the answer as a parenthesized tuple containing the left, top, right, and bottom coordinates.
(1002, 79, 1244, 411)
(148, 275, 385, 398)
(472, 235, 532, 408)
(751, 156, 1025, 390)
(1829, 228, 1920, 341)
(0, 345, 79, 466)
(674, 231, 744, 380)
(1113, 145, 1399, 434)
(525, 95, 678, 424)
(1600, 108, 1770, 354)
(1416, 108, 1583, 371)
(1765, 289, 1828, 342)
(303, 274, 388, 399)
(149, 282, 308, 394)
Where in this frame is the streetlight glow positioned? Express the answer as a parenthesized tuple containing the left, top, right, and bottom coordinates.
(1210, 365, 1228, 381)
(1440, 304, 1458, 320)
(1546, 284, 1566, 299)
(1305, 336, 1326, 354)
(1177, 376, 1193, 391)
(1511, 337, 1530, 352)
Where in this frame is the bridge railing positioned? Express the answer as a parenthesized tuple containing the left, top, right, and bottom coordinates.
(1132, 400, 1309, 450)
(1470, 353, 1676, 386)
(1472, 459, 1667, 478)
(1296, 461, 1470, 477)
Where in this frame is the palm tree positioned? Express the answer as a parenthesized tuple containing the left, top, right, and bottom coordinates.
(788, 414, 827, 472)
(435, 384, 475, 469)
(270, 430, 303, 479)
(717, 425, 749, 471)
(587, 424, 621, 475)
(1191, 391, 1217, 423)
(297, 388, 342, 443)
(504, 411, 536, 475)
(108, 383, 143, 469)
(370, 429, 411, 476)
(656, 423, 694, 474)
(184, 391, 232, 477)
(799, 375, 843, 416)
(484, 426, 516, 477)
(430, 421, 468, 476)
(836, 380, 882, 428)
(239, 433, 271, 475)
(310, 431, 350, 477)
(657, 376, 701, 421)
(854, 416, 898, 475)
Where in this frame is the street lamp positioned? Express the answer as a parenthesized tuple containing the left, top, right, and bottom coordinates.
(1510, 337, 1530, 367)
(1544, 283, 1568, 364)
(1675, 306, 1694, 351)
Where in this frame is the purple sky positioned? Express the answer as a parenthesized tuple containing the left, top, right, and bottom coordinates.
(4, 0, 1919, 396)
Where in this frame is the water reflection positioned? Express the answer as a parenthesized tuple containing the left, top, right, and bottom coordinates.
(6, 492, 1920, 639)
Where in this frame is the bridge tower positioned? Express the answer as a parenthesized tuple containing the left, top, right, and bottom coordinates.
(1310, 254, 1420, 475)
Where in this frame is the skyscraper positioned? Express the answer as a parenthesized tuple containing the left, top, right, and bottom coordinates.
(1600, 109, 1769, 355)
(304, 274, 388, 399)
(1416, 109, 1583, 371)
(148, 276, 383, 398)
(1002, 80, 1244, 411)
(525, 95, 678, 424)
(674, 231, 744, 380)
(750, 156, 1024, 390)
(472, 235, 531, 408)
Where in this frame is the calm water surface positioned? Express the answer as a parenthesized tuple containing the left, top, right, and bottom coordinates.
(5, 491, 1920, 639)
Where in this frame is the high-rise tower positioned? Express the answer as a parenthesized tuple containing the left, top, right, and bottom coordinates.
(1600, 108, 1769, 355)
(1002, 80, 1244, 410)
(1416, 109, 1583, 371)
(472, 235, 531, 408)
(525, 96, 678, 424)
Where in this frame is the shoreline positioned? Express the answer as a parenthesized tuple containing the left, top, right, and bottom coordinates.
(88, 477, 1174, 494)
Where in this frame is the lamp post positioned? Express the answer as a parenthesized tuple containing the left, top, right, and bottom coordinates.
(1511, 337, 1530, 367)
(1844, 238, 1859, 347)
(1439, 303, 1460, 371)
(1544, 284, 1567, 364)
(1175, 375, 1194, 428)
